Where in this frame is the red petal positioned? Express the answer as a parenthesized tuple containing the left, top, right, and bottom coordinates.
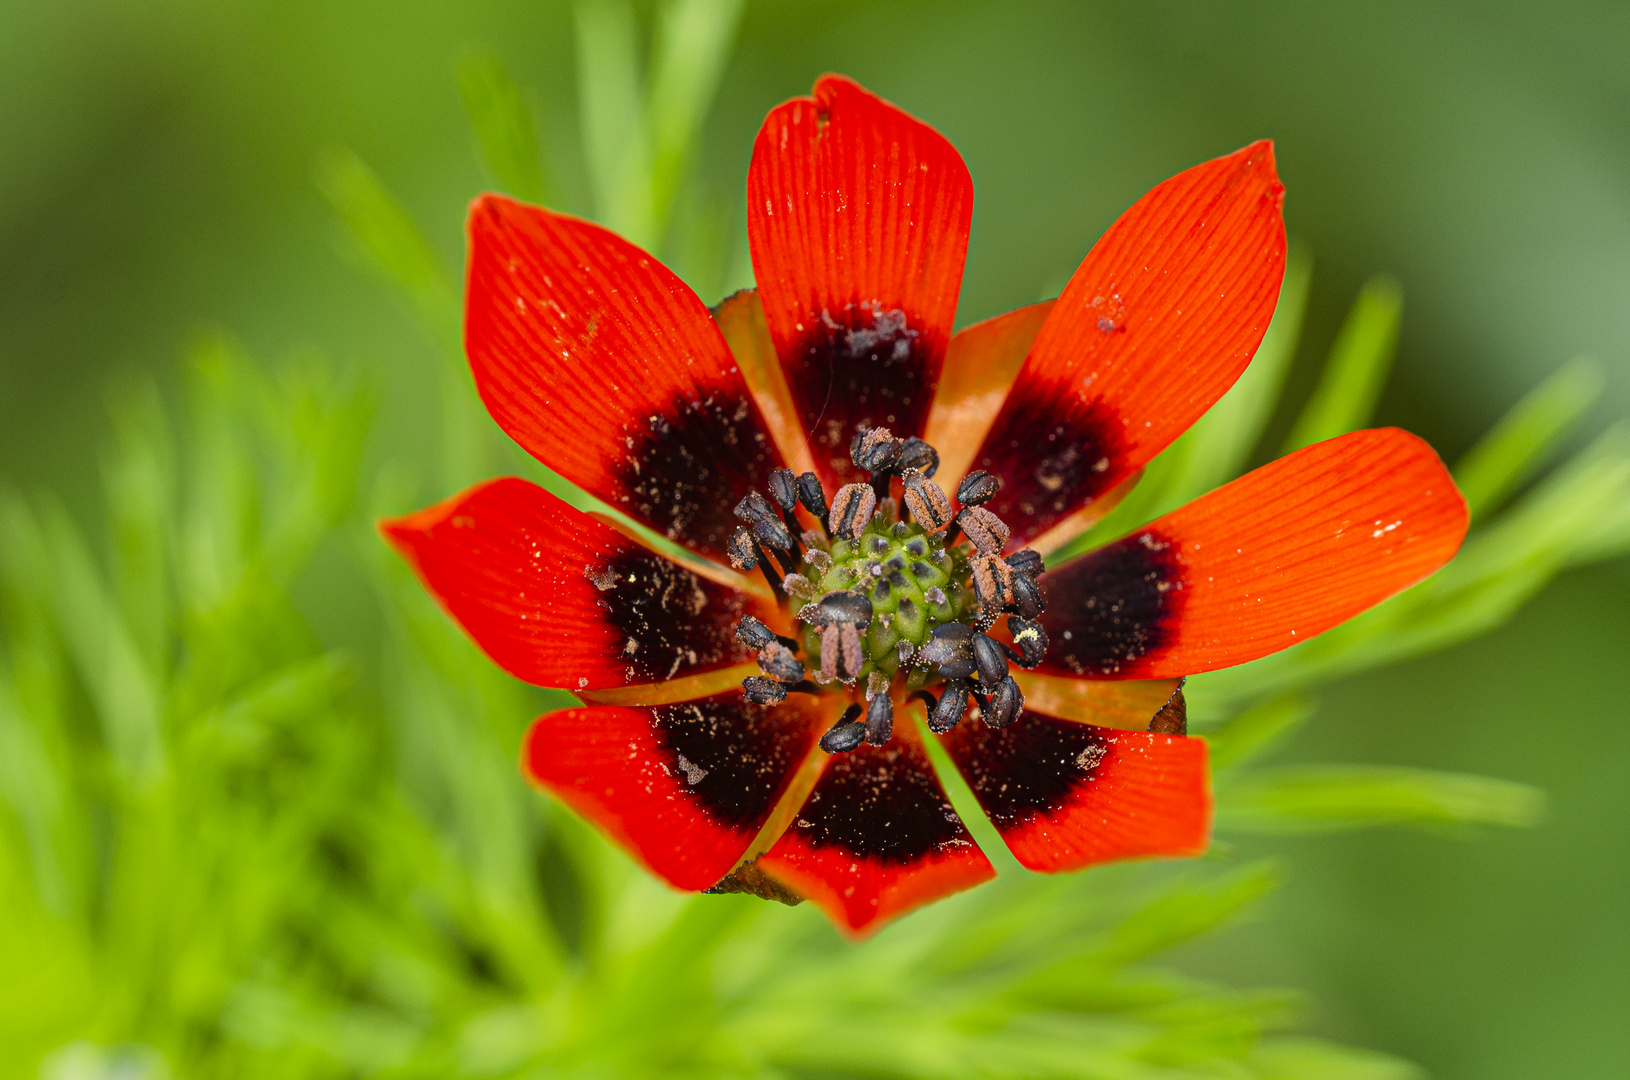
(940, 708, 1210, 872)
(923, 299, 1055, 490)
(756, 724, 994, 938)
(465, 195, 784, 561)
(747, 75, 973, 484)
(973, 142, 1287, 542)
(380, 477, 773, 692)
(522, 693, 824, 891)
(1039, 428, 1469, 679)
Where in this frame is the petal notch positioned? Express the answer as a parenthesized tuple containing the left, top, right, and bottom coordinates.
(748, 76, 973, 484)
(974, 142, 1287, 542)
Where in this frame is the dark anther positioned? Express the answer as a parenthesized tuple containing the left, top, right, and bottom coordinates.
(735, 615, 775, 650)
(734, 490, 776, 527)
(829, 483, 878, 540)
(901, 468, 953, 532)
(839, 624, 865, 678)
(727, 527, 758, 570)
(909, 688, 938, 711)
(972, 633, 1010, 687)
(928, 680, 971, 734)
(1006, 616, 1048, 669)
(796, 472, 829, 529)
(865, 692, 894, 746)
(1010, 572, 1046, 619)
(803, 589, 873, 627)
(918, 621, 976, 680)
(958, 506, 1012, 555)
(850, 426, 903, 474)
(1148, 680, 1188, 735)
(767, 468, 799, 510)
(898, 436, 939, 477)
(985, 675, 1024, 728)
(956, 470, 1003, 506)
(736, 492, 795, 566)
(741, 676, 788, 704)
(970, 554, 1016, 612)
(757, 642, 804, 683)
(819, 705, 867, 753)
(1005, 548, 1044, 578)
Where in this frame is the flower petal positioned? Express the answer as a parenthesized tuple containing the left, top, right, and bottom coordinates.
(747, 75, 973, 484)
(940, 708, 1210, 872)
(522, 693, 825, 891)
(1038, 428, 1468, 679)
(380, 477, 774, 693)
(972, 141, 1287, 542)
(756, 724, 994, 938)
(923, 300, 1055, 490)
(466, 195, 785, 561)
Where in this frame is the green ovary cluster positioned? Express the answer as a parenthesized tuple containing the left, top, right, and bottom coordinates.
(798, 516, 977, 687)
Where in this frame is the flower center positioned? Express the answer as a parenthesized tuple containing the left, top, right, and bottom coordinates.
(725, 428, 1050, 754)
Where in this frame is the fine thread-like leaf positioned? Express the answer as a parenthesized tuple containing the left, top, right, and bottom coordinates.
(1282, 274, 1403, 453)
(457, 52, 557, 207)
(1452, 354, 1605, 520)
(314, 148, 460, 357)
(1216, 765, 1545, 833)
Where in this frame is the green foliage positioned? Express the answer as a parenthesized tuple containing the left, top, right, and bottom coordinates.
(458, 53, 558, 208)
(1452, 354, 1605, 520)
(1218, 766, 1545, 833)
(1281, 274, 1403, 453)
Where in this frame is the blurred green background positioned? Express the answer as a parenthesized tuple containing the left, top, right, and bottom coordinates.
(2, 1, 1626, 1077)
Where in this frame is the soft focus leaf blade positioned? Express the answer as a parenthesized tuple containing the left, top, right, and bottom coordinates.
(457, 52, 556, 206)
(1452, 354, 1605, 520)
(1282, 274, 1403, 453)
(1217, 766, 1544, 833)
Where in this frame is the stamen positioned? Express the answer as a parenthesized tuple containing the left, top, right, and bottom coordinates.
(757, 642, 805, 683)
(819, 704, 867, 753)
(726, 526, 758, 571)
(901, 468, 953, 532)
(898, 436, 939, 477)
(927, 679, 970, 733)
(767, 468, 800, 511)
(839, 624, 865, 679)
(752, 538, 785, 600)
(851, 426, 904, 473)
(735, 614, 774, 650)
(971, 632, 1010, 687)
(985, 674, 1023, 728)
(958, 506, 1011, 556)
(742, 676, 789, 704)
(1005, 548, 1045, 577)
(1010, 572, 1045, 619)
(970, 554, 1016, 613)
(956, 470, 1002, 506)
(796, 472, 830, 533)
(864, 692, 894, 745)
(829, 483, 878, 540)
(918, 621, 976, 679)
(1005, 616, 1048, 668)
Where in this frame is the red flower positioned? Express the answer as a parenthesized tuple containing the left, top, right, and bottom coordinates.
(382, 76, 1468, 938)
